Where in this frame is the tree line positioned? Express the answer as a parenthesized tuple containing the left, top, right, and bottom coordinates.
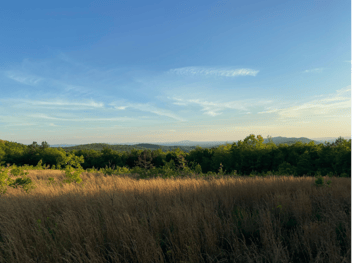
(0, 135, 350, 177)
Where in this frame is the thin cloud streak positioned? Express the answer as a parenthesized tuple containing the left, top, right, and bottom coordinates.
(4, 99, 105, 109)
(111, 102, 186, 121)
(168, 67, 259, 77)
(28, 114, 136, 122)
(258, 86, 351, 119)
(303, 68, 324, 73)
(31, 100, 104, 108)
(5, 71, 43, 86)
(169, 97, 272, 116)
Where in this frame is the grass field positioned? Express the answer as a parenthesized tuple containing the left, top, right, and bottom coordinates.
(0, 170, 350, 262)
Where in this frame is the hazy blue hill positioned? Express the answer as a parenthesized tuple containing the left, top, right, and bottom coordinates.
(50, 144, 78, 148)
(263, 136, 321, 145)
(127, 137, 322, 150)
(57, 142, 199, 153)
(133, 143, 163, 150)
(59, 143, 147, 152)
(46, 136, 349, 153)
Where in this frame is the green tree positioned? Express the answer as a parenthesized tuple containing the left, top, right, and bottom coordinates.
(243, 134, 265, 149)
(186, 146, 204, 168)
(4, 141, 27, 165)
(135, 150, 155, 170)
(151, 149, 165, 168)
(165, 148, 188, 171)
(264, 135, 277, 150)
(0, 145, 5, 166)
(277, 161, 296, 176)
(39, 148, 67, 167)
(40, 141, 50, 150)
(296, 150, 313, 176)
(101, 148, 124, 168)
(211, 144, 232, 174)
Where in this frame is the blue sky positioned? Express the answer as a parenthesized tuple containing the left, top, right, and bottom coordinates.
(0, 0, 350, 145)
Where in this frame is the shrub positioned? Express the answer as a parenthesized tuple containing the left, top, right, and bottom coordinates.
(277, 162, 296, 176)
(230, 170, 240, 177)
(266, 171, 274, 176)
(340, 173, 348, 178)
(9, 177, 36, 193)
(249, 171, 257, 177)
(327, 172, 334, 178)
(314, 175, 332, 188)
(63, 165, 83, 184)
(0, 166, 35, 194)
(116, 166, 130, 175)
(193, 164, 202, 175)
(101, 166, 115, 176)
(206, 171, 216, 176)
(218, 163, 224, 175)
(35, 160, 43, 170)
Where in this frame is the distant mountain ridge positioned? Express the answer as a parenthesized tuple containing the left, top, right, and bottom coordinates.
(46, 136, 351, 153)
(151, 136, 351, 147)
(50, 144, 78, 148)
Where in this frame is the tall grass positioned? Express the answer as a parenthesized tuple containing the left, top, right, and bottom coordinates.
(0, 170, 350, 262)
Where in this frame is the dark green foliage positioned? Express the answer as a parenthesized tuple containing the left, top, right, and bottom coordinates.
(0, 135, 350, 177)
(0, 166, 36, 194)
(277, 161, 296, 176)
(134, 150, 155, 170)
(59, 142, 198, 153)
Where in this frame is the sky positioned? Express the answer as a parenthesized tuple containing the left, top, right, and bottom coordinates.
(0, 0, 351, 145)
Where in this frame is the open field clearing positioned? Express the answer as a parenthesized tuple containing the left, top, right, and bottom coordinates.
(0, 171, 350, 263)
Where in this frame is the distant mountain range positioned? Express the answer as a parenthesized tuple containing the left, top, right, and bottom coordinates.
(49, 136, 351, 150)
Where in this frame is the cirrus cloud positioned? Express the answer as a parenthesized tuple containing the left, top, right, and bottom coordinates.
(167, 67, 259, 77)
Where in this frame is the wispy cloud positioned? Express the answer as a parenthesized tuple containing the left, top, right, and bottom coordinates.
(3, 55, 119, 100)
(63, 85, 98, 97)
(258, 86, 351, 119)
(169, 97, 272, 116)
(115, 106, 128, 110)
(168, 67, 259, 77)
(5, 71, 43, 85)
(303, 68, 324, 73)
(110, 102, 186, 121)
(6, 99, 105, 110)
(31, 100, 104, 108)
(28, 114, 136, 122)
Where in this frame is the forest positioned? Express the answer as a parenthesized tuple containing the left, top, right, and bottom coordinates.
(0, 134, 350, 178)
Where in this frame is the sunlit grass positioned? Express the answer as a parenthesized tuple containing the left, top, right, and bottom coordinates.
(0, 170, 350, 262)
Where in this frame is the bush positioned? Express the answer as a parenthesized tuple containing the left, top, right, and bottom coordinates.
(63, 165, 83, 184)
(266, 171, 274, 176)
(193, 164, 202, 175)
(249, 171, 257, 177)
(277, 162, 296, 176)
(101, 167, 115, 176)
(314, 175, 332, 188)
(0, 165, 36, 194)
(35, 160, 43, 170)
(326, 171, 334, 177)
(9, 177, 36, 193)
(230, 170, 240, 177)
(340, 172, 349, 178)
(116, 166, 130, 175)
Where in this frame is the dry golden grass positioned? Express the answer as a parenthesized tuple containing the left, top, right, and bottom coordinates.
(0, 170, 350, 263)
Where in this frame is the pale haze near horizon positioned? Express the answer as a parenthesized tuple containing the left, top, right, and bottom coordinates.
(0, 1, 350, 145)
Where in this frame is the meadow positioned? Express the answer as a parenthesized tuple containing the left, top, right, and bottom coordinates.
(0, 170, 350, 263)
